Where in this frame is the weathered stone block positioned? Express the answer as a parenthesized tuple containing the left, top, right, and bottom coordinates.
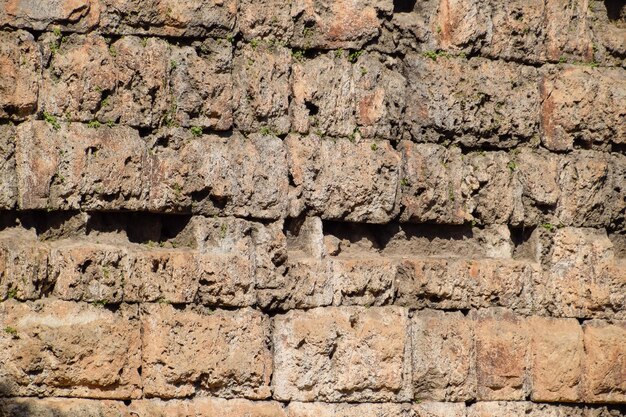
(0, 30, 39, 120)
(130, 398, 286, 417)
(0, 0, 100, 31)
(412, 310, 475, 401)
(0, 124, 17, 209)
(233, 43, 291, 135)
(16, 121, 148, 210)
(330, 257, 396, 307)
(538, 228, 623, 318)
(0, 300, 141, 399)
(287, 135, 400, 223)
(472, 309, 530, 400)
(287, 402, 415, 417)
(0, 229, 50, 301)
(100, 0, 237, 37)
(290, 0, 393, 49)
(530, 317, 584, 402)
(0, 398, 130, 417)
(49, 241, 128, 303)
(583, 320, 626, 403)
(238, 0, 294, 41)
(404, 55, 540, 147)
(414, 402, 467, 417)
(273, 306, 409, 402)
(141, 304, 272, 399)
(541, 66, 626, 151)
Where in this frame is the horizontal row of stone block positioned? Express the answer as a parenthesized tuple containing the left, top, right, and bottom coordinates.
(0, 0, 624, 66)
(1, 300, 625, 404)
(1, 398, 625, 417)
(1, 121, 625, 226)
(1, 219, 624, 318)
(2, 29, 624, 150)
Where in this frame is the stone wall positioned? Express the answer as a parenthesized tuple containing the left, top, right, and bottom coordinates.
(0, 0, 625, 416)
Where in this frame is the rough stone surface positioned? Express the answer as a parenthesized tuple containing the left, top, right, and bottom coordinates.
(0, 30, 39, 120)
(583, 321, 626, 404)
(273, 306, 409, 402)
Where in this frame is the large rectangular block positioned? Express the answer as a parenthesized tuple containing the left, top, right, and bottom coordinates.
(0, 124, 16, 208)
(583, 320, 626, 403)
(541, 67, 626, 151)
(0, 229, 50, 300)
(330, 257, 397, 307)
(412, 310, 475, 401)
(141, 304, 272, 399)
(273, 306, 410, 402)
(100, 0, 237, 37)
(286, 135, 400, 223)
(40, 34, 232, 129)
(0, 398, 131, 417)
(530, 317, 584, 402)
(0, 0, 100, 31)
(16, 121, 148, 210)
(0, 299, 141, 399)
(0, 30, 39, 120)
(472, 309, 530, 401)
(287, 402, 416, 417)
(404, 55, 541, 147)
(129, 398, 286, 417)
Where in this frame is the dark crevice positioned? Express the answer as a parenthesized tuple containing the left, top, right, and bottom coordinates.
(393, 0, 417, 13)
(605, 0, 626, 22)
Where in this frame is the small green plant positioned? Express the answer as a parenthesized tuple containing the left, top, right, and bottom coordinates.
(91, 299, 108, 308)
(360, 67, 367, 75)
(541, 223, 556, 233)
(292, 49, 305, 62)
(250, 39, 260, 49)
(106, 120, 115, 128)
(102, 266, 110, 279)
(156, 297, 170, 304)
(87, 120, 101, 129)
(348, 127, 360, 143)
(436, 25, 442, 34)
(507, 160, 517, 171)
(335, 48, 344, 58)
(140, 37, 148, 47)
(7, 288, 17, 299)
(190, 126, 203, 137)
(100, 97, 110, 108)
(220, 223, 228, 239)
(400, 178, 410, 187)
(170, 60, 178, 70)
(43, 112, 61, 130)
(226, 34, 235, 44)
(558, 56, 567, 64)
(52, 27, 62, 37)
(259, 126, 273, 136)
(172, 183, 183, 196)
(108, 45, 117, 57)
(4, 326, 17, 336)
(348, 50, 363, 63)
(370, 142, 378, 151)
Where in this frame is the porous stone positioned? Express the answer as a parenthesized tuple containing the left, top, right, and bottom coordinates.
(0, 123, 17, 209)
(0, 0, 101, 31)
(238, 0, 294, 41)
(0, 398, 130, 417)
(0, 228, 49, 300)
(272, 306, 409, 402)
(141, 304, 272, 399)
(472, 309, 530, 401)
(0, 30, 39, 120)
(287, 402, 415, 417)
(129, 398, 287, 417)
(0, 299, 141, 399)
(286, 134, 400, 223)
(412, 310, 475, 401)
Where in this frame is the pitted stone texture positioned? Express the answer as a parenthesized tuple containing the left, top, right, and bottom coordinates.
(238, 0, 294, 41)
(233, 43, 291, 135)
(589, 0, 626, 66)
(538, 228, 624, 319)
(414, 402, 468, 417)
(541, 66, 626, 151)
(472, 309, 530, 401)
(0, 229, 50, 301)
(412, 310, 475, 401)
(530, 317, 584, 402)
(273, 306, 409, 402)
(0, 398, 131, 417)
(467, 401, 588, 417)
(287, 135, 400, 223)
(392, 258, 538, 313)
(0, 124, 17, 209)
(16, 121, 148, 211)
(583, 320, 626, 404)
(0, 30, 39, 120)
(398, 142, 476, 224)
(149, 130, 288, 219)
(290, 0, 393, 49)
(0, 300, 141, 399)
(100, 0, 237, 37)
(129, 398, 287, 417)
(287, 402, 416, 417)
(141, 304, 272, 399)
(515, 148, 561, 225)
(291, 53, 356, 137)
(49, 241, 127, 304)
(330, 257, 397, 307)
(435, 0, 593, 64)
(405, 55, 540, 148)
(0, 0, 100, 31)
